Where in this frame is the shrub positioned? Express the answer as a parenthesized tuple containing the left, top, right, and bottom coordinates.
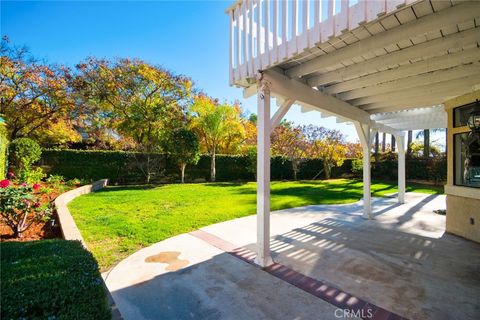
(9, 138, 42, 178)
(46, 174, 65, 184)
(19, 166, 46, 183)
(0, 181, 52, 237)
(427, 157, 447, 185)
(351, 159, 363, 176)
(66, 178, 83, 187)
(0, 240, 111, 320)
(0, 121, 7, 179)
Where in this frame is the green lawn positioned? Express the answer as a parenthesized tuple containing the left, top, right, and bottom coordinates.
(68, 179, 442, 270)
(0, 240, 110, 320)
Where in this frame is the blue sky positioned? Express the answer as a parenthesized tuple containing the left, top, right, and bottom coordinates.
(1, 0, 441, 145)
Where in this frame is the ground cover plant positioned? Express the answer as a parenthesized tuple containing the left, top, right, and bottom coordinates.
(68, 179, 442, 270)
(0, 240, 110, 320)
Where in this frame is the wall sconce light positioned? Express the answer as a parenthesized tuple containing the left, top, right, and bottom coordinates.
(468, 112, 480, 132)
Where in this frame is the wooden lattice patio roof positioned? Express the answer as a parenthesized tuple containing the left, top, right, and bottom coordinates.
(227, 0, 479, 132)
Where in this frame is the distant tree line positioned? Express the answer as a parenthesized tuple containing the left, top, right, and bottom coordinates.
(1, 36, 443, 183)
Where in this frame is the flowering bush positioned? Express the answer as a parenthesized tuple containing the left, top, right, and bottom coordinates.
(0, 180, 52, 237)
(0, 179, 10, 188)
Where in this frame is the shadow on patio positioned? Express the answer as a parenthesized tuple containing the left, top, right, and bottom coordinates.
(252, 212, 480, 320)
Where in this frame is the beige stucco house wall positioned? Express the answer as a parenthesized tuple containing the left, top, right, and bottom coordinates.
(444, 90, 480, 243)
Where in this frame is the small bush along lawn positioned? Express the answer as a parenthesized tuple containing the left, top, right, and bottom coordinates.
(68, 179, 442, 271)
(0, 240, 111, 320)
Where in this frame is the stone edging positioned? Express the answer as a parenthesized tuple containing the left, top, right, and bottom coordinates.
(54, 179, 108, 247)
(54, 179, 123, 319)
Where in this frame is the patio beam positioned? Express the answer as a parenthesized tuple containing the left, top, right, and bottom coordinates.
(360, 84, 478, 114)
(338, 63, 480, 101)
(255, 73, 274, 268)
(322, 47, 480, 95)
(307, 27, 480, 88)
(350, 74, 480, 107)
(286, 2, 480, 78)
(262, 70, 371, 125)
(370, 106, 445, 121)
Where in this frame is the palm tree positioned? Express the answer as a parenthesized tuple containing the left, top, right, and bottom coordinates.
(191, 96, 244, 182)
(416, 128, 446, 158)
(407, 130, 413, 157)
(382, 132, 386, 152)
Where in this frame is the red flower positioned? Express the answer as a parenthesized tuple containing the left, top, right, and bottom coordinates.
(34, 202, 41, 208)
(0, 180, 10, 188)
(33, 183, 40, 191)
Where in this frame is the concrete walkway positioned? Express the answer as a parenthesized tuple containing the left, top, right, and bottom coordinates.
(105, 193, 480, 320)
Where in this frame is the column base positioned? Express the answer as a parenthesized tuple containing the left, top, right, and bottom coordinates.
(254, 255, 274, 268)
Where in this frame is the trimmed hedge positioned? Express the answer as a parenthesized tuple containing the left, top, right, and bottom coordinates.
(371, 158, 447, 183)
(38, 149, 445, 184)
(39, 149, 354, 184)
(0, 240, 110, 320)
(0, 122, 7, 179)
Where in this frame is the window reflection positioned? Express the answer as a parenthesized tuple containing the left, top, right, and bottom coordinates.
(455, 131, 480, 188)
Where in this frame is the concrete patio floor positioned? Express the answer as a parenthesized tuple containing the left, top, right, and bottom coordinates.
(105, 193, 480, 320)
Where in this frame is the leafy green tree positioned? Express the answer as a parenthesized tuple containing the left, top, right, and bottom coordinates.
(271, 125, 308, 180)
(191, 95, 244, 182)
(302, 125, 347, 179)
(167, 128, 200, 183)
(74, 57, 193, 182)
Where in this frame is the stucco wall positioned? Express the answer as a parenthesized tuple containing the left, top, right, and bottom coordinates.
(444, 90, 480, 243)
(446, 194, 480, 243)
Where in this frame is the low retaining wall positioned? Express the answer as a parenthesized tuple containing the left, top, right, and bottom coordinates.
(54, 179, 122, 319)
(54, 179, 108, 247)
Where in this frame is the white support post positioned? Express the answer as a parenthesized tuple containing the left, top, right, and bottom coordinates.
(354, 122, 373, 219)
(395, 134, 406, 204)
(255, 74, 273, 268)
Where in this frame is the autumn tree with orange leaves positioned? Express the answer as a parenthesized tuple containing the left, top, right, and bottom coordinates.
(271, 124, 308, 180)
(302, 125, 347, 179)
(0, 37, 79, 145)
(73, 57, 194, 182)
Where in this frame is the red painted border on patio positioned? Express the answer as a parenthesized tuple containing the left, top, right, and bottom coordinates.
(190, 229, 407, 320)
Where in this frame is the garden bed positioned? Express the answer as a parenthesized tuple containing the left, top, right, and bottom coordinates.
(0, 239, 111, 319)
(0, 181, 77, 241)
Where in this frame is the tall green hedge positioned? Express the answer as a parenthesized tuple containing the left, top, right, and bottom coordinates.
(39, 149, 445, 185)
(0, 121, 7, 179)
(39, 149, 355, 184)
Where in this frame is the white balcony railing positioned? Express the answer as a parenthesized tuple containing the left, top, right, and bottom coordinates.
(227, 0, 414, 85)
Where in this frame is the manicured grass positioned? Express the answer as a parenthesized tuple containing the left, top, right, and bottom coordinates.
(68, 179, 442, 270)
(0, 240, 110, 320)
